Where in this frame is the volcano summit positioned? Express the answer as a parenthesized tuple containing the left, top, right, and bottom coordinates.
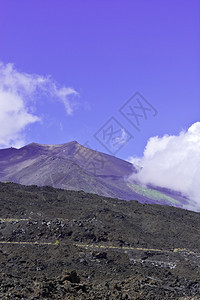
(0, 141, 197, 211)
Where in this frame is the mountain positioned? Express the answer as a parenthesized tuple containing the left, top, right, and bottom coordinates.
(0, 182, 200, 299)
(0, 141, 197, 211)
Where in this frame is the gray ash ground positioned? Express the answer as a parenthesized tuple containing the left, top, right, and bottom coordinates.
(0, 182, 200, 299)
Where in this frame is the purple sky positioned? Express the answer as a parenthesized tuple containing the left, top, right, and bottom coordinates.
(0, 0, 199, 159)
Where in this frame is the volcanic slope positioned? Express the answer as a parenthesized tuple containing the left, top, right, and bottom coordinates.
(0, 141, 196, 210)
(0, 182, 200, 299)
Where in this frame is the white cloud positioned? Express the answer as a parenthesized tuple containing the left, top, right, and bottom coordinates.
(0, 62, 78, 148)
(128, 122, 200, 206)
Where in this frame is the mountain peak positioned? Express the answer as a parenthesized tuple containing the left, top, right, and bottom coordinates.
(0, 140, 194, 211)
(26, 140, 80, 149)
(69, 140, 79, 144)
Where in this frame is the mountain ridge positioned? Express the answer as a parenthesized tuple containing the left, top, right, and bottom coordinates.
(0, 141, 198, 211)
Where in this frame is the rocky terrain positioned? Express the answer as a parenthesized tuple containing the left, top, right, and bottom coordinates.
(0, 141, 197, 211)
(0, 182, 200, 299)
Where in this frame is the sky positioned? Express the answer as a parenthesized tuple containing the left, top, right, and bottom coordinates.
(0, 0, 199, 160)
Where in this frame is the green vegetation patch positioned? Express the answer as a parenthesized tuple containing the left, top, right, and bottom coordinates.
(127, 183, 179, 204)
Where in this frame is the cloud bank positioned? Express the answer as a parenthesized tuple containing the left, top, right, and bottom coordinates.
(128, 122, 200, 205)
(0, 62, 78, 148)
